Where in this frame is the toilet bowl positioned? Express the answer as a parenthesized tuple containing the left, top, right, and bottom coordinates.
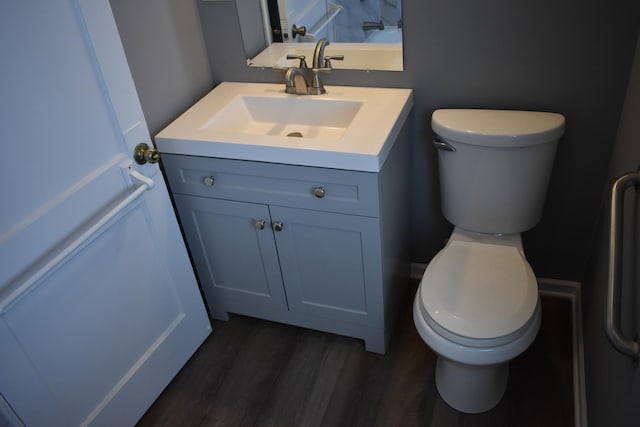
(414, 109, 565, 413)
(413, 229, 541, 413)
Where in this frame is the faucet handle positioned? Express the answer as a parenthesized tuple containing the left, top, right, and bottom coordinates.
(286, 54, 308, 68)
(308, 68, 332, 95)
(324, 55, 344, 69)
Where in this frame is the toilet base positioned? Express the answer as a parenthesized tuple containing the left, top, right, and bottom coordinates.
(435, 356, 508, 414)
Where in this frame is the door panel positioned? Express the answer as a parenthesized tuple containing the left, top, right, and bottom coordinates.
(0, 319, 62, 426)
(4, 205, 190, 426)
(0, 1, 210, 425)
(0, 0, 131, 287)
(271, 206, 383, 326)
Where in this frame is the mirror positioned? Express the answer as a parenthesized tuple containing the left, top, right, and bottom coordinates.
(236, 0, 403, 71)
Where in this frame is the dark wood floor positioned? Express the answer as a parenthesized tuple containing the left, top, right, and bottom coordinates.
(137, 287, 574, 427)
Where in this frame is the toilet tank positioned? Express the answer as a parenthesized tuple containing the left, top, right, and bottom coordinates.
(432, 109, 565, 234)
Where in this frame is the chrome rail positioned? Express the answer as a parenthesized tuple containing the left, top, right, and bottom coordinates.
(605, 169, 640, 359)
(0, 164, 155, 314)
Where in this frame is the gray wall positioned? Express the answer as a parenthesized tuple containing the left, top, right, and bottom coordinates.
(197, 0, 640, 282)
(109, 0, 213, 136)
(582, 34, 640, 427)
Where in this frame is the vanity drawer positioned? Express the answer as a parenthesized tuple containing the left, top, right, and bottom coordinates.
(162, 154, 380, 216)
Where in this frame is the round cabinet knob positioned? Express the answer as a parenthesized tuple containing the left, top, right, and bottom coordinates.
(255, 219, 266, 230)
(272, 221, 284, 232)
(203, 176, 215, 186)
(312, 186, 326, 198)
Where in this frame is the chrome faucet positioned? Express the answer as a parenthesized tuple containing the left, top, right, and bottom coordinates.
(312, 38, 330, 69)
(282, 39, 343, 95)
(284, 66, 312, 95)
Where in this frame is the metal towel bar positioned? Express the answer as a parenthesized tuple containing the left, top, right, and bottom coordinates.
(605, 169, 640, 359)
(0, 165, 155, 314)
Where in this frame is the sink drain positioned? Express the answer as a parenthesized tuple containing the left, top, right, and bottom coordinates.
(286, 131, 304, 138)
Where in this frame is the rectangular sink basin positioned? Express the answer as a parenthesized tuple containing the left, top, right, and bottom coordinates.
(202, 96, 363, 140)
(156, 83, 413, 172)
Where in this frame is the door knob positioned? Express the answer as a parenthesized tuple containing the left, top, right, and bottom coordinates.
(272, 221, 284, 232)
(255, 219, 266, 230)
(292, 25, 306, 39)
(134, 143, 160, 164)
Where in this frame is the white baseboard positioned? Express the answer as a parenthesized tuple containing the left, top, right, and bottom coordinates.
(537, 278, 587, 427)
(410, 263, 587, 427)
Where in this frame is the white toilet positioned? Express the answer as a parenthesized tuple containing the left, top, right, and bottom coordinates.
(413, 109, 565, 413)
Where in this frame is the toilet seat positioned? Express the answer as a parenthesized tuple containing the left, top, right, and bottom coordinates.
(419, 239, 538, 341)
(413, 295, 541, 365)
(419, 296, 540, 348)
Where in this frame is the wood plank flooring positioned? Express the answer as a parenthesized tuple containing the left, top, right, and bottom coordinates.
(137, 287, 574, 427)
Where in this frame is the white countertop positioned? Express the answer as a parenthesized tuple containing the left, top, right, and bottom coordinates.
(155, 82, 413, 172)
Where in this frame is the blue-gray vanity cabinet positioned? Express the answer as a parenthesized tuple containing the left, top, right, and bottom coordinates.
(162, 142, 410, 354)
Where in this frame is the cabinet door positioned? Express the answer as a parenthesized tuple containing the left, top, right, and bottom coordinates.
(270, 206, 383, 327)
(174, 195, 287, 316)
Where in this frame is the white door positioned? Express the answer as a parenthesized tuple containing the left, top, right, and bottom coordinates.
(0, 1, 211, 426)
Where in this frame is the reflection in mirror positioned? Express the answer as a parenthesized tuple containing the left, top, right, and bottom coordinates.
(236, 0, 403, 71)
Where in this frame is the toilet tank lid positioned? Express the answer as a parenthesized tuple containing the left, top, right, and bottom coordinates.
(432, 109, 565, 147)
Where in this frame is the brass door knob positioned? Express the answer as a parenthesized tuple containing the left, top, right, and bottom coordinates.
(292, 25, 306, 39)
(133, 143, 159, 165)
